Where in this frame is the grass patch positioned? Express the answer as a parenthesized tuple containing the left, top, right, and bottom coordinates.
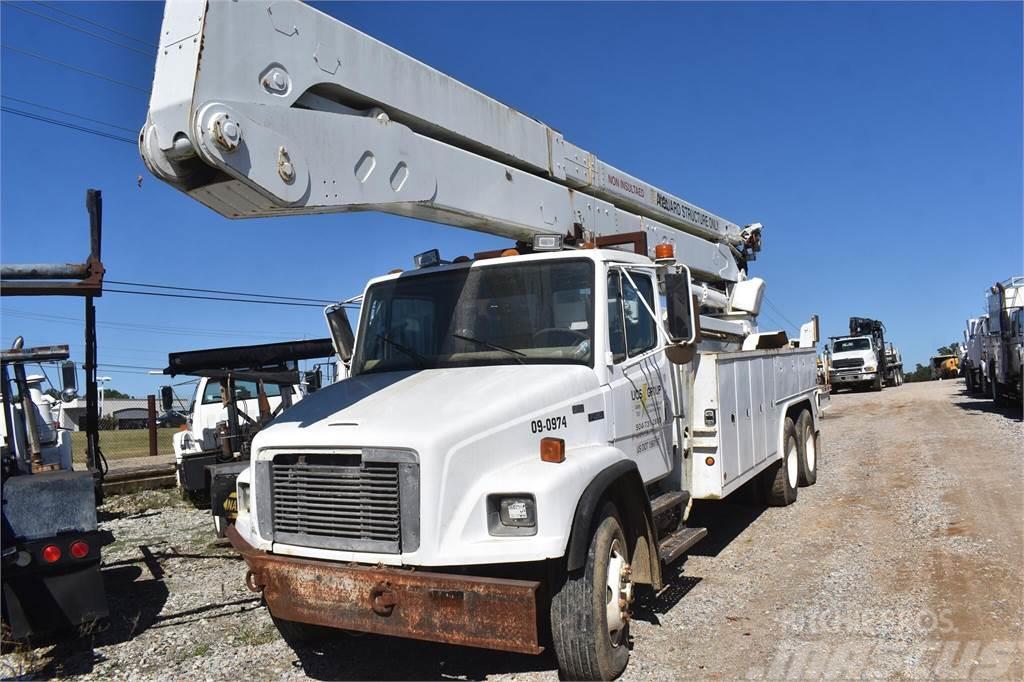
(179, 642, 211, 660)
(71, 428, 177, 463)
(234, 623, 278, 647)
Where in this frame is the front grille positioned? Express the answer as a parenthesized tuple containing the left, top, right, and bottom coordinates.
(271, 453, 401, 553)
(832, 358, 864, 369)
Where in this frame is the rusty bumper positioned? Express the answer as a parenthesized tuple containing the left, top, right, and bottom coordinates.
(227, 525, 543, 654)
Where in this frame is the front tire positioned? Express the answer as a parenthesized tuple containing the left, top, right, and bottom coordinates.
(551, 502, 633, 681)
(795, 410, 818, 487)
(764, 417, 799, 506)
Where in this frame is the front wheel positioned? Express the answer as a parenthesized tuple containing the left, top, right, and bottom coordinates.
(551, 502, 633, 681)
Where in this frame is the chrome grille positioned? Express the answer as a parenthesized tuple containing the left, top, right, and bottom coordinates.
(832, 358, 864, 369)
(271, 453, 401, 553)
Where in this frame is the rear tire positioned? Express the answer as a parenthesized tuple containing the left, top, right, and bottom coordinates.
(764, 417, 799, 506)
(795, 410, 818, 487)
(551, 501, 633, 681)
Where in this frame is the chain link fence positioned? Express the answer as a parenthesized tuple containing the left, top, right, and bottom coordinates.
(66, 395, 179, 465)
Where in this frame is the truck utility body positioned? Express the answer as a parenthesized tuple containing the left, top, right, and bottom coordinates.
(983, 277, 1023, 403)
(141, 2, 823, 678)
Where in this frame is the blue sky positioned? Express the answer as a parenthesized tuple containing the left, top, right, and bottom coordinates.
(1, 1, 1021, 397)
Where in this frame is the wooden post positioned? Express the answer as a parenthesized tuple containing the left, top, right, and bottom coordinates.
(147, 394, 158, 456)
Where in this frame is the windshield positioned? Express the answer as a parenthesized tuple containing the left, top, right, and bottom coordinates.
(832, 338, 871, 353)
(352, 259, 594, 375)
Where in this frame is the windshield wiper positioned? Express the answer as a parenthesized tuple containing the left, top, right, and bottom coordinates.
(376, 334, 429, 369)
(453, 333, 526, 363)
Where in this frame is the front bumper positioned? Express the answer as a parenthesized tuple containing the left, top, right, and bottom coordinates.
(831, 371, 876, 383)
(227, 525, 543, 654)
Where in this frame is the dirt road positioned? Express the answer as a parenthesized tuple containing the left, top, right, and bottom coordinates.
(3, 379, 1021, 680)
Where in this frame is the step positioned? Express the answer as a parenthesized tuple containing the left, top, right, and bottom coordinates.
(657, 526, 708, 565)
(650, 490, 689, 519)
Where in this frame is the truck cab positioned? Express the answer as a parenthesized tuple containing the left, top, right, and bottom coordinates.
(174, 376, 303, 502)
(828, 335, 882, 390)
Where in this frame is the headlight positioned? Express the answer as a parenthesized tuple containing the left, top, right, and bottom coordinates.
(237, 480, 250, 516)
(863, 365, 876, 372)
(487, 494, 536, 536)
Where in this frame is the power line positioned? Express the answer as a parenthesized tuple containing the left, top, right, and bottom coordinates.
(1, 309, 309, 340)
(106, 280, 338, 305)
(763, 296, 801, 333)
(105, 288, 329, 308)
(2, 95, 137, 133)
(31, 1, 156, 48)
(1, 106, 137, 145)
(6, 3, 154, 57)
(1, 44, 149, 93)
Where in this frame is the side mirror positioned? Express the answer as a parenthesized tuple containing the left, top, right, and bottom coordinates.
(325, 304, 355, 363)
(305, 369, 322, 393)
(60, 361, 78, 396)
(664, 271, 698, 345)
(160, 385, 174, 412)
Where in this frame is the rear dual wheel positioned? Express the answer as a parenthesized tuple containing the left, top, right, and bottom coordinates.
(796, 410, 819, 487)
(764, 417, 799, 506)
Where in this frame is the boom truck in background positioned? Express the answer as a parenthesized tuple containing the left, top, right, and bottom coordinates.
(161, 338, 339, 536)
(828, 317, 903, 391)
(962, 316, 989, 393)
(983, 277, 1023, 404)
(139, 1, 825, 678)
(0, 191, 109, 641)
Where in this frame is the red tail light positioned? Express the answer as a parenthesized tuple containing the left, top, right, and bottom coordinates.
(70, 540, 90, 559)
(41, 545, 61, 563)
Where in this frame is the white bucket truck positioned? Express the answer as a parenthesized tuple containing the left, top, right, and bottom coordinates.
(140, 1, 825, 677)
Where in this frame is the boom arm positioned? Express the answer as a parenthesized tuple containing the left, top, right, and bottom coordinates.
(140, 0, 761, 284)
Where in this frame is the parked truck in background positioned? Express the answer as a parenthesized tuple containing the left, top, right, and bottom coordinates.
(962, 316, 989, 393)
(163, 338, 337, 535)
(140, 1, 826, 677)
(828, 317, 903, 391)
(984, 277, 1024, 404)
(1, 191, 109, 641)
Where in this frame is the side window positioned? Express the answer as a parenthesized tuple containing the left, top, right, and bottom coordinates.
(607, 273, 627, 363)
(623, 273, 657, 356)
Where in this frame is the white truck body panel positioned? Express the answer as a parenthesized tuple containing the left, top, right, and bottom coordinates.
(690, 348, 818, 499)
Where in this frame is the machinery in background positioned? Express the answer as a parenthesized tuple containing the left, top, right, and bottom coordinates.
(929, 354, 960, 380)
(828, 317, 903, 391)
(1, 190, 109, 641)
(982, 277, 1023, 404)
(161, 338, 337, 535)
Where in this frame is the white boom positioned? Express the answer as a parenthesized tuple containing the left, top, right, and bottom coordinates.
(140, 0, 762, 285)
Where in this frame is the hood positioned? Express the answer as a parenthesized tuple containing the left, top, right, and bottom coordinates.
(831, 348, 877, 364)
(254, 364, 600, 453)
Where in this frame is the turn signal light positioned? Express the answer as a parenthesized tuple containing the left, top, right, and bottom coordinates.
(500, 248, 520, 257)
(705, 456, 715, 466)
(540, 437, 565, 463)
(41, 545, 61, 563)
(70, 540, 90, 559)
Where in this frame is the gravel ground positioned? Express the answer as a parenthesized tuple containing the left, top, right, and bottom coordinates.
(3, 379, 1021, 680)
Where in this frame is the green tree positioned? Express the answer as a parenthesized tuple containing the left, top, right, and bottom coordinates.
(104, 388, 134, 399)
(905, 363, 932, 383)
(936, 342, 960, 356)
